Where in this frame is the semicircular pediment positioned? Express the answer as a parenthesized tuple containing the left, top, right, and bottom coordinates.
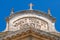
(9, 10, 55, 23)
(9, 17, 48, 31)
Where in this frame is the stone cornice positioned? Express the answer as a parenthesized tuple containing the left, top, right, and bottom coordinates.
(7, 10, 56, 23)
(1, 28, 60, 40)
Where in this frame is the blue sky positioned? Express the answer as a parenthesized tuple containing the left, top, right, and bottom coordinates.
(0, 0, 60, 32)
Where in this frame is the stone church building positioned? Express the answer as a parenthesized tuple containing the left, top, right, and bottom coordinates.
(0, 3, 60, 40)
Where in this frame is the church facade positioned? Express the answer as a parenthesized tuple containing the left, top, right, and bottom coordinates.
(0, 3, 60, 40)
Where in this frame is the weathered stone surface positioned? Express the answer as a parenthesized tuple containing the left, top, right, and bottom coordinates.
(0, 28, 60, 40)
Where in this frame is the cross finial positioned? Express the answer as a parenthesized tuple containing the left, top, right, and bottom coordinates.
(29, 3, 33, 10)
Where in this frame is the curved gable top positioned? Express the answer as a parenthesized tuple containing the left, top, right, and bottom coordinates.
(7, 10, 56, 23)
